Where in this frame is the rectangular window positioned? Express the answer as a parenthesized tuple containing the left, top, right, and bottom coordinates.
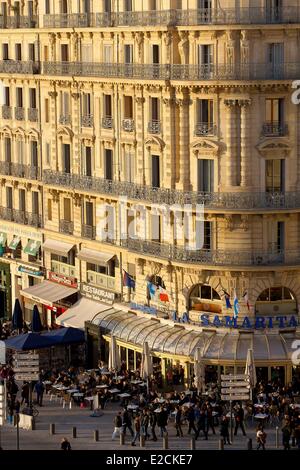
(29, 88, 36, 108)
(198, 44, 213, 65)
(5, 137, 11, 162)
(28, 43, 35, 62)
(32, 191, 39, 215)
(124, 96, 133, 119)
(61, 44, 69, 61)
(197, 99, 213, 124)
(124, 44, 133, 63)
(197, 159, 214, 192)
(63, 198, 71, 221)
(103, 44, 112, 63)
(46, 142, 50, 165)
(62, 144, 71, 173)
(203, 221, 212, 250)
(104, 94, 112, 117)
(60, 91, 70, 116)
(104, 0, 111, 12)
(125, 152, 134, 182)
(47, 198, 52, 220)
(19, 189, 26, 212)
(16, 87, 23, 107)
(17, 140, 24, 164)
(31, 141, 38, 167)
(2, 43, 9, 60)
(151, 213, 161, 242)
(104, 149, 113, 180)
(81, 44, 92, 63)
(15, 43, 22, 60)
(152, 45, 160, 64)
(85, 201, 93, 226)
(82, 93, 92, 115)
(151, 155, 160, 188)
(265, 98, 284, 124)
(277, 221, 284, 252)
(151, 97, 160, 120)
(268, 43, 284, 78)
(266, 0, 282, 23)
(84, 146, 92, 177)
(265, 159, 285, 192)
(6, 187, 12, 209)
(4, 87, 10, 106)
(45, 98, 49, 122)
(45, 0, 50, 14)
(124, 0, 132, 11)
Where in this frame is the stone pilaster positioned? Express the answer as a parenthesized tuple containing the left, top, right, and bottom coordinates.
(224, 99, 237, 187)
(176, 90, 191, 191)
(134, 95, 145, 185)
(239, 99, 252, 187)
(162, 96, 175, 188)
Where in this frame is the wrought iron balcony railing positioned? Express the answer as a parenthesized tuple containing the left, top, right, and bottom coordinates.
(120, 238, 300, 267)
(42, 61, 300, 81)
(0, 207, 43, 227)
(81, 114, 94, 127)
(15, 107, 25, 121)
(2, 105, 12, 119)
(0, 162, 40, 180)
(81, 224, 96, 239)
(262, 121, 289, 137)
(43, 13, 93, 28)
(0, 15, 38, 29)
(0, 60, 39, 74)
(94, 7, 300, 27)
(194, 122, 217, 137)
(43, 170, 300, 211)
(148, 120, 161, 134)
(122, 118, 135, 132)
(102, 116, 113, 129)
(28, 108, 38, 122)
(59, 219, 74, 235)
(59, 114, 71, 125)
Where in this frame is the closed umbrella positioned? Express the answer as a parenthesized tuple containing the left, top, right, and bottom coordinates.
(245, 348, 257, 400)
(31, 305, 43, 332)
(194, 347, 205, 395)
(108, 335, 121, 372)
(12, 299, 23, 332)
(141, 341, 153, 377)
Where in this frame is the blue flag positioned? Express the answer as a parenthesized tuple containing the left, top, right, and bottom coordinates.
(225, 293, 232, 309)
(123, 270, 135, 289)
(147, 282, 157, 299)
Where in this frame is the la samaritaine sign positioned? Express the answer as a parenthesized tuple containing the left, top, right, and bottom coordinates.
(200, 314, 298, 329)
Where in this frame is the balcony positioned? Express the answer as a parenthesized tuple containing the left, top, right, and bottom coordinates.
(120, 238, 300, 267)
(59, 114, 71, 125)
(15, 107, 25, 121)
(194, 122, 217, 137)
(0, 207, 42, 227)
(81, 224, 96, 239)
(2, 105, 12, 119)
(0, 161, 11, 175)
(0, 60, 39, 74)
(43, 13, 93, 28)
(43, 61, 300, 81)
(102, 116, 113, 129)
(59, 219, 74, 235)
(148, 120, 161, 134)
(122, 118, 135, 132)
(51, 260, 76, 278)
(81, 114, 94, 127)
(262, 121, 288, 137)
(10, 163, 40, 180)
(87, 270, 115, 290)
(28, 108, 38, 122)
(43, 169, 300, 212)
(0, 15, 38, 28)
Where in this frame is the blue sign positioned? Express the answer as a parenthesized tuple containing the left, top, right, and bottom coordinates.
(130, 302, 157, 315)
(200, 314, 298, 329)
(18, 266, 43, 276)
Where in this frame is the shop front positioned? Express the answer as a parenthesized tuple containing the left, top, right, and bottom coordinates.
(0, 260, 11, 320)
(85, 308, 300, 388)
(20, 279, 79, 327)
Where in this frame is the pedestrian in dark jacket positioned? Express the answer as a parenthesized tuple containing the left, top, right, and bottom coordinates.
(34, 380, 45, 406)
(21, 382, 29, 406)
(234, 405, 246, 436)
(148, 409, 157, 441)
(282, 424, 291, 450)
(61, 437, 71, 450)
(156, 407, 168, 437)
(141, 409, 150, 439)
(131, 414, 141, 446)
(122, 408, 134, 437)
(220, 416, 231, 444)
(187, 407, 197, 435)
(175, 406, 183, 437)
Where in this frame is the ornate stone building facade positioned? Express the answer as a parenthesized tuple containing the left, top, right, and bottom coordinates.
(0, 0, 300, 384)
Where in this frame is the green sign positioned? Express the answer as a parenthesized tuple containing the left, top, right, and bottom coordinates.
(9, 236, 21, 250)
(24, 240, 41, 256)
(0, 232, 7, 246)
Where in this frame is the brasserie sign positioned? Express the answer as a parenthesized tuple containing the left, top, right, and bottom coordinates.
(200, 314, 298, 329)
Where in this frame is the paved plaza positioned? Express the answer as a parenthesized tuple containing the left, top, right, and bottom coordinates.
(0, 392, 291, 451)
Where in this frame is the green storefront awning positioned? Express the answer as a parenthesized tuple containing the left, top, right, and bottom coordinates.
(24, 240, 41, 256)
(0, 232, 7, 246)
(9, 236, 21, 250)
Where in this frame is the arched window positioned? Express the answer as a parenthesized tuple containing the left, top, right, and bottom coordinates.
(256, 286, 297, 315)
(189, 284, 221, 312)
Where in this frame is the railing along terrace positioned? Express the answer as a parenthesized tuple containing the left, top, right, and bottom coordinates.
(43, 62, 300, 81)
(42, 170, 300, 211)
(0, 60, 39, 74)
(0, 207, 42, 227)
(0, 15, 38, 28)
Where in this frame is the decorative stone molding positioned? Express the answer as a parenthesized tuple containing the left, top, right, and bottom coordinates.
(57, 127, 74, 139)
(73, 194, 82, 207)
(224, 99, 237, 108)
(256, 138, 291, 157)
(225, 215, 234, 231)
(135, 32, 144, 59)
(240, 215, 249, 231)
(144, 136, 165, 151)
(48, 91, 58, 99)
(178, 31, 189, 65)
(135, 97, 145, 105)
(191, 139, 219, 157)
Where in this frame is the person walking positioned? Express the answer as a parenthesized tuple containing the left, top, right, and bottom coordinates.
(282, 423, 292, 450)
(21, 382, 29, 406)
(131, 414, 141, 446)
(34, 380, 45, 406)
(148, 408, 157, 441)
(157, 407, 168, 437)
(122, 408, 134, 437)
(294, 423, 300, 449)
(256, 425, 267, 450)
(186, 406, 197, 435)
(175, 406, 183, 437)
(234, 404, 246, 437)
(112, 411, 123, 441)
(220, 415, 231, 444)
(61, 437, 72, 450)
(141, 409, 150, 440)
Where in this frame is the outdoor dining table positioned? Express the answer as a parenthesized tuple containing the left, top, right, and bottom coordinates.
(254, 413, 268, 420)
(109, 388, 120, 393)
(67, 389, 78, 394)
(131, 380, 143, 384)
(127, 404, 139, 410)
(96, 384, 108, 389)
(118, 393, 131, 398)
(73, 393, 84, 397)
(290, 403, 300, 408)
(182, 403, 194, 407)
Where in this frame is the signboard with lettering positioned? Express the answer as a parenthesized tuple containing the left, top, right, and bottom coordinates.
(13, 353, 40, 382)
(18, 265, 44, 276)
(199, 314, 298, 330)
(81, 282, 115, 305)
(48, 271, 78, 288)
